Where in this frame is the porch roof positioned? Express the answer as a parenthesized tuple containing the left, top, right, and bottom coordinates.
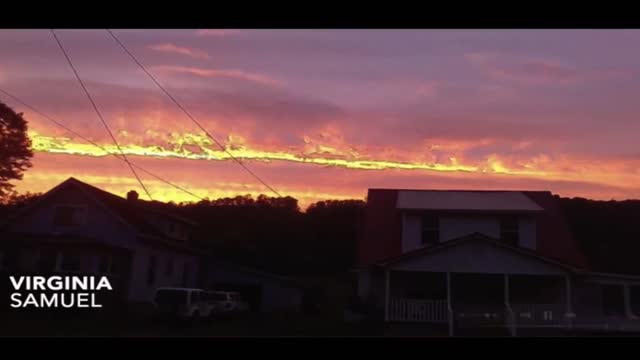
(376, 232, 583, 274)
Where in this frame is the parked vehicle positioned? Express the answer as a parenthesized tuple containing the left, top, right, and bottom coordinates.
(152, 287, 213, 321)
(206, 291, 250, 315)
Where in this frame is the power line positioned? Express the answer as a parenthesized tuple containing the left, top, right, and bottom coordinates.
(50, 29, 153, 201)
(105, 29, 282, 198)
(0, 87, 206, 202)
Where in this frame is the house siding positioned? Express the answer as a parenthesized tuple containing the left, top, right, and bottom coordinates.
(128, 246, 200, 303)
(401, 213, 537, 252)
(440, 215, 500, 242)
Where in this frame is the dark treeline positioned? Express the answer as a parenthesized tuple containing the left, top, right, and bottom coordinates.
(2, 192, 640, 275)
(145, 195, 366, 276)
(557, 196, 640, 275)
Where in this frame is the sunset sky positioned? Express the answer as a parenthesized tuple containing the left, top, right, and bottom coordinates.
(1, 29, 639, 208)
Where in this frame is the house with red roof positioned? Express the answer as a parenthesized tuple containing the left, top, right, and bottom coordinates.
(355, 189, 640, 335)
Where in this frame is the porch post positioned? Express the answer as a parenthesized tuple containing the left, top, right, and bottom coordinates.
(504, 274, 510, 304)
(565, 275, 573, 329)
(505, 274, 516, 336)
(623, 284, 636, 319)
(384, 269, 390, 322)
(446, 272, 453, 337)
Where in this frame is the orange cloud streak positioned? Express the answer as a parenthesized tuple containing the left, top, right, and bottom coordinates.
(26, 131, 640, 199)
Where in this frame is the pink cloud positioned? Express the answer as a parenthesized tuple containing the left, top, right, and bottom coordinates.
(464, 51, 501, 66)
(195, 29, 241, 37)
(465, 51, 629, 86)
(152, 65, 281, 86)
(148, 43, 210, 60)
(466, 51, 579, 85)
(490, 61, 580, 85)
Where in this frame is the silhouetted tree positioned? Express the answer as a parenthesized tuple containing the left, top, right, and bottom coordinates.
(0, 191, 41, 219)
(0, 101, 33, 200)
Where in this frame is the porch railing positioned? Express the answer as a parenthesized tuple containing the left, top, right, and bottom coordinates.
(510, 303, 567, 327)
(505, 304, 517, 336)
(389, 298, 448, 323)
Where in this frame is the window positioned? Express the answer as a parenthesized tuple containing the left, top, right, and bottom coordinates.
(208, 292, 227, 301)
(98, 255, 117, 274)
(421, 214, 439, 245)
(182, 262, 190, 287)
(53, 205, 87, 226)
(602, 285, 625, 316)
(36, 249, 58, 273)
(500, 216, 519, 246)
(165, 258, 174, 277)
(147, 256, 156, 286)
(59, 251, 82, 272)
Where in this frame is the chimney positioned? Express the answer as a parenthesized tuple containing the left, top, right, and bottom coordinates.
(127, 190, 139, 202)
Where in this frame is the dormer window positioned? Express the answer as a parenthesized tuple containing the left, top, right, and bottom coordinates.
(421, 214, 440, 245)
(500, 215, 519, 246)
(53, 205, 87, 226)
(166, 222, 188, 240)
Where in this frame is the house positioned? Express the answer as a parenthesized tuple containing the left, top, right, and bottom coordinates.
(355, 189, 640, 335)
(202, 257, 304, 313)
(0, 177, 201, 308)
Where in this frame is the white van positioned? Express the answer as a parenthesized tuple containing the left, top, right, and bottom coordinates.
(153, 287, 214, 320)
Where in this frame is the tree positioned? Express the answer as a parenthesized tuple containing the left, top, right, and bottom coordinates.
(0, 101, 33, 200)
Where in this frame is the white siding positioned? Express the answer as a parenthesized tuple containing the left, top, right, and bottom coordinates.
(401, 214, 422, 252)
(128, 248, 199, 303)
(400, 213, 538, 252)
(440, 215, 500, 242)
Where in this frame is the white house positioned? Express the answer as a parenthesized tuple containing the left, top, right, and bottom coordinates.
(0, 177, 201, 308)
(355, 189, 640, 336)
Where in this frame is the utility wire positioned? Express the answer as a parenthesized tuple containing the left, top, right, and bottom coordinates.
(50, 29, 153, 201)
(0, 87, 206, 202)
(106, 29, 282, 198)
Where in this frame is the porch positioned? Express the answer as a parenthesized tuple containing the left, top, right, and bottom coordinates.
(373, 234, 640, 335)
(383, 270, 640, 335)
(385, 271, 572, 335)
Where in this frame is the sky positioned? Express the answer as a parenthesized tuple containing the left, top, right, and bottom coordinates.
(1, 29, 639, 208)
